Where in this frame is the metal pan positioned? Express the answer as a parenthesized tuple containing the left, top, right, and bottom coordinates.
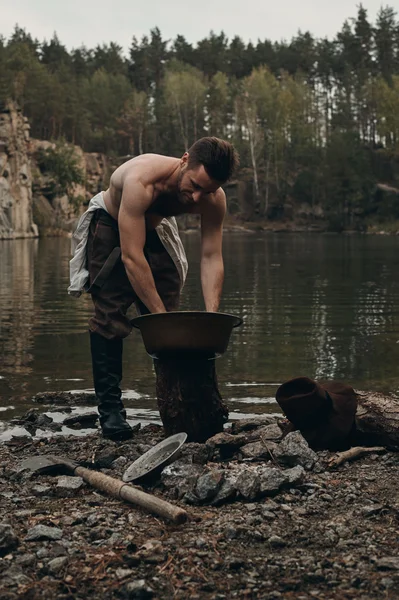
(123, 432, 187, 483)
(131, 311, 243, 359)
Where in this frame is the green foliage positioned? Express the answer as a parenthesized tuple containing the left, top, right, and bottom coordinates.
(1, 8, 399, 225)
(37, 143, 84, 198)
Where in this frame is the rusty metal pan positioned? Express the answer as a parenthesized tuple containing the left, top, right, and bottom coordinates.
(123, 432, 187, 483)
(131, 311, 242, 359)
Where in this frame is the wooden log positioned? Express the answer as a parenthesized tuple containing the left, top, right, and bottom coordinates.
(354, 391, 399, 447)
(154, 358, 228, 443)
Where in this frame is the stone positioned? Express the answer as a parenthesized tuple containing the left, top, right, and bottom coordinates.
(47, 543, 68, 559)
(15, 553, 36, 567)
(161, 463, 205, 499)
(63, 412, 98, 428)
(31, 484, 52, 497)
(194, 470, 225, 502)
(111, 456, 128, 469)
(361, 504, 384, 517)
(211, 476, 237, 506)
(262, 500, 279, 511)
(116, 568, 135, 579)
(231, 417, 278, 434)
(36, 547, 49, 559)
(205, 432, 248, 449)
(55, 476, 84, 496)
(0, 523, 19, 556)
(240, 441, 278, 459)
(0, 565, 31, 587)
(178, 443, 211, 465)
(258, 467, 288, 496)
(19, 409, 53, 427)
(285, 465, 306, 486)
(25, 524, 63, 541)
(235, 470, 260, 500)
(94, 448, 119, 468)
(249, 423, 284, 442)
(274, 432, 319, 471)
(268, 535, 286, 548)
(86, 513, 103, 527)
(47, 556, 68, 574)
(262, 511, 276, 520)
(121, 580, 154, 599)
(228, 556, 247, 569)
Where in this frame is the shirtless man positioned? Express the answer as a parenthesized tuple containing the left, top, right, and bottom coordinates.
(70, 136, 239, 440)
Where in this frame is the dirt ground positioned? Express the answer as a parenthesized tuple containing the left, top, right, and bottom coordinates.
(0, 416, 399, 600)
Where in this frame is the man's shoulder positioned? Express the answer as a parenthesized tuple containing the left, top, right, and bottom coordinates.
(196, 187, 226, 221)
(123, 154, 178, 185)
(202, 187, 226, 210)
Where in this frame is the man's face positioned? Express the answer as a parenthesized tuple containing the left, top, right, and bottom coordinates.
(151, 159, 223, 218)
(177, 163, 221, 207)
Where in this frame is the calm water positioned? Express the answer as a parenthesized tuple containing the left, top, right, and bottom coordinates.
(1, 231, 399, 440)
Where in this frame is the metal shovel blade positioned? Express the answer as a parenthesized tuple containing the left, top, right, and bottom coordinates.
(123, 432, 187, 483)
(19, 455, 78, 475)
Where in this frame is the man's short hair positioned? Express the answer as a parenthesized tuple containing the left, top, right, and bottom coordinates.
(187, 137, 239, 183)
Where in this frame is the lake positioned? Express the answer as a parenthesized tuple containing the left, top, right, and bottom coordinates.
(1, 231, 399, 439)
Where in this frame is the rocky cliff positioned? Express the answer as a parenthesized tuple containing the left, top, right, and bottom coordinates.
(31, 140, 112, 235)
(0, 102, 38, 239)
(0, 102, 114, 238)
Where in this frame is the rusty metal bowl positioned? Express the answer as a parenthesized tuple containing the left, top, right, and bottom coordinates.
(122, 432, 187, 483)
(131, 311, 243, 359)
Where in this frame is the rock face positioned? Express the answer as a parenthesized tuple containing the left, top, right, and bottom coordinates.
(0, 102, 38, 239)
(0, 101, 113, 238)
(31, 140, 112, 235)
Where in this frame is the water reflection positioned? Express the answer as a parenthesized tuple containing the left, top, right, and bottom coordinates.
(2, 231, 399, 436)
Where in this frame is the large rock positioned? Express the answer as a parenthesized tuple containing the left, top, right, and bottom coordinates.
(55, 476, 85, 497)
(258, 467, 289, 496)
(0, 523, 19, 556)
(274, 431, 319, 471)
(185, 470, 225, 504)
(161, 463, 205, 499)
(240, 441, 278, 459)
(231, 417, 279, 434)
(25, 524, 63, 542)
(211, 475, 237, 505)
(235, 469, 260, 501)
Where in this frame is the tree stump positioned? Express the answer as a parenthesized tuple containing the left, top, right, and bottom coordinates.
(154, 358, 228, 442)
(354, 391, 399, 447)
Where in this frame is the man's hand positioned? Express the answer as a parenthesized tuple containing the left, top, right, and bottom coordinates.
(200, 191, 226, 312)
(118, 177, 166, 313)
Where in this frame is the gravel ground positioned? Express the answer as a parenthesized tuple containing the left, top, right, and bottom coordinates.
(0, 412, 399, 600)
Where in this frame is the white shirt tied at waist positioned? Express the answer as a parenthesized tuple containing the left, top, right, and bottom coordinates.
(68, 192, 188, 298)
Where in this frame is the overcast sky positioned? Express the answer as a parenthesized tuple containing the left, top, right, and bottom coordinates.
(1, 0, 391, 53)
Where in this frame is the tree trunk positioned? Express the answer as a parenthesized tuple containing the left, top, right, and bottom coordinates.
(154, 358, 229, 443)
(353, 392, 399, 447)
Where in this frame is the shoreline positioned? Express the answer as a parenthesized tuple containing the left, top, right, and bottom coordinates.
(1, 412, 398, 599)
(5, 219, 399, 241)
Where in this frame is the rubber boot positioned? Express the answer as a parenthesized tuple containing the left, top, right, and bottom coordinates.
(90, 331, 133, 441)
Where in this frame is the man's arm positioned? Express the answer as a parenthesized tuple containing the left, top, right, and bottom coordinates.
(200, 191, 226, 312)
(118, 178, 166, 313)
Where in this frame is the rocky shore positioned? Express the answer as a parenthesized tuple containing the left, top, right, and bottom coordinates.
(1, 397, 398, 600)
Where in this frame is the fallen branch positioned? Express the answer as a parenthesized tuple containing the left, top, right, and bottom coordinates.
(328, 446, 386, 469)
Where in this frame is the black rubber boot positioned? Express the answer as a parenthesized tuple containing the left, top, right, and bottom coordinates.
(90, 332, 133, 441)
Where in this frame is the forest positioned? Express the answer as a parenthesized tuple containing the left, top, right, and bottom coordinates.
(1, 5, 399, 227)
